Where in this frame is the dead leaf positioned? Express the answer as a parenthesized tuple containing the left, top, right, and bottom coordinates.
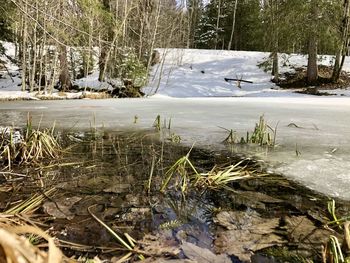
(279, 215, 337, 257)
(214, 210, 284, 262)
(181, 242, 231, 263)
(137, 234, 180, 257)
(43, 196, 82, 219)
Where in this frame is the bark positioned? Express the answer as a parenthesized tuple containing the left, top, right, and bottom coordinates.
(123, 0, 128, 46)
(49, 51, 59, 94)
(271, 52, 279, 81)
(21, 1, 28, 92)
(187, 0, 200, 48)
(228, 0, 238, 50)
(214, 0, 221, 50)
(70, 48, 76, 81)
(307, 35, 318, 84)
(146, 0, 161, 74)
(29, 4, 38, 92)
(268, 0, 279, 81)
(98, 45, 108, 82)
(332, 0, 350, 82)
(307, 0, 318, 85)
(58, 45, 72, 91)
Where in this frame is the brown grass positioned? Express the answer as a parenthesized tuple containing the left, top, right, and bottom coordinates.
(82, 92, 111, 99)
(0, 221, 77, 263)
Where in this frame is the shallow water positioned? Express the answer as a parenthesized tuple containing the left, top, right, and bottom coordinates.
(1, 98, 350, 201)
(1, 129, 349, 262)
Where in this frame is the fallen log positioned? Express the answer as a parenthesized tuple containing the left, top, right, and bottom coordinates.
(224, 77, 253, 83)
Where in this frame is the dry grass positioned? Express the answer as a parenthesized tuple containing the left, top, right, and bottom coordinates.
(82, 92, 111, 99)
(161, 147, 264, 193)
(0, 97, 37, 101)
(194, 162, 263, 190)
(5, 188, 56, 215)
(0, 90, 113, 101)
(0, 120, 61, 169)
(0, 187, 75, 263)
(0, 226, 66, 263)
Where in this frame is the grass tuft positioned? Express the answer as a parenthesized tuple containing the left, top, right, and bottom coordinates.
(194, 162, 263, 190)
(161, 147, 264, 194)
(240, 115, 277, 146)
(220, 115, 277, 147)
(0, 118, 61, 169)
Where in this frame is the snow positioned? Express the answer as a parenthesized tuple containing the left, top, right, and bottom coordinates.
(144, 49, 285, 97)
(0, 42, 112, 99)
(74, 72, 116, 91)
(143, 49, 350, 98)
(2, 43, 350, 99)
(3, 43, 350, 199)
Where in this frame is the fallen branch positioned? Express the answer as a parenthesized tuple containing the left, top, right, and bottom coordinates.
(224, 77, 253, 83)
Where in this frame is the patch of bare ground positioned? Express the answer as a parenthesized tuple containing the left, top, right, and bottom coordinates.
(276, 65, 350, 95)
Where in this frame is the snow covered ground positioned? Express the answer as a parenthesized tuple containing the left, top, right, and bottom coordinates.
(143, 48, 350, 97)
(0, 42, 112, 100)
(3, 43, 350, 99)
(2, 44, 350, 200)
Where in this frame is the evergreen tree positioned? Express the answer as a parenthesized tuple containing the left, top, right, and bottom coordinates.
(0, 0, 15, 41)
(195, 0, 263, 50)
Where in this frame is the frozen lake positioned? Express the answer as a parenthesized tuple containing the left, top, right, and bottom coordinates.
(1, 97, 350, 199)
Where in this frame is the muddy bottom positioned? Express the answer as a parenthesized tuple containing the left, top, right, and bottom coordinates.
(1, 130, 349, 262)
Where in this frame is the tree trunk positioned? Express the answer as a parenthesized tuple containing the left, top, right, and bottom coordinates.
(58, 45, 71, 91)
(214, 0, 221, 49)
(307, 35, 318, 84)
(70, 48, 76, 81)
(49, 51, 59, 94)
(98, 45, 107, 82)
(29, 3, 39, 92)
(146, 0, 161, 74)
(228, 0, 238, 50)
(268, 0, 279, 81)
(307, 0, 318, 85)
(21, 0, 28, 92)
(332, 0, 350, 82)
(271, 52, 279, 81)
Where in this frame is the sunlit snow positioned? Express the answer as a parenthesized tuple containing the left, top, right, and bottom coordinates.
(2, 44, 350, 199)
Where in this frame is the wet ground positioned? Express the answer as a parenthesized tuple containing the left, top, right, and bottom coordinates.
(1, 129, 349, 262)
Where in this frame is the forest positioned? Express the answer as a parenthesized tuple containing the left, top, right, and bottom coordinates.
(2, 1, 350, 263)
(0, 0, 349, 94)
